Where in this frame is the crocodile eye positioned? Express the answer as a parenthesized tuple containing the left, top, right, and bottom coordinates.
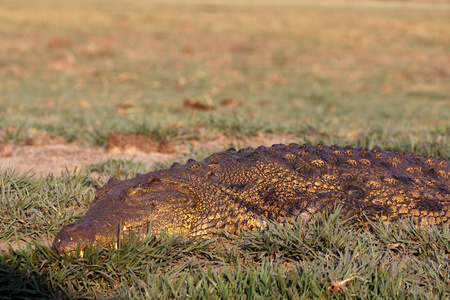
(142, 175, 161, 187)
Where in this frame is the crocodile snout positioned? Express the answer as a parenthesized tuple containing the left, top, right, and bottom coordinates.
(53, 222, 96, 253)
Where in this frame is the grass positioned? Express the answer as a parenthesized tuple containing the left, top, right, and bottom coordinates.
(0, 0, 450, 298)
(87, 158, 151, 179)
(1, 159, 449, 299)
(0, 0, 449, 150)
(1, 212, 450, 298)
(1, 175, 449, 299)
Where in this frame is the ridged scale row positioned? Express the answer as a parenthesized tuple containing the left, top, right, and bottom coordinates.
(164, 143, 449, 226)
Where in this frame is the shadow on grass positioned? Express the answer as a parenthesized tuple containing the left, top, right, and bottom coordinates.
(0, 261, 53, 299)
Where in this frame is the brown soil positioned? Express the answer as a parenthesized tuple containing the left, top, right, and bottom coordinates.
(107, 132, 176, 154)
(0, 133, 296, 177)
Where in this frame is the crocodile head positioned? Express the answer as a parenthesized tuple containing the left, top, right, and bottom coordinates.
(52, 174, 198, 252)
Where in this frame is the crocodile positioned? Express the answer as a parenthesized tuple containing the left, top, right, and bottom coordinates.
(53, 143, 450, 252)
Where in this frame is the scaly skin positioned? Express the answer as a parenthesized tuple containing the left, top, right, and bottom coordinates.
(53, 143, 450, 252)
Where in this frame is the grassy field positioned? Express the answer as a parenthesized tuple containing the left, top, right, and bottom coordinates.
(1, 0, 449, 152)
(0, 0, 449, 298)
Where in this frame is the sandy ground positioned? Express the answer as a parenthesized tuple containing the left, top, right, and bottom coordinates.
(0, 133, 296, 177)
(0, 141, 175, 177)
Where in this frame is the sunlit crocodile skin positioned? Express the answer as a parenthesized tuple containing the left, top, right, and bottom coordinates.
(53, 143, 450, 252)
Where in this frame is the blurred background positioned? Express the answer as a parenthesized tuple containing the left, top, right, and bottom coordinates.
(1, 0, 449, 159)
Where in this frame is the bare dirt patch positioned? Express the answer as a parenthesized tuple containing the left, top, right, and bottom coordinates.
(0, 138, 175, 177)
(0, 133, 296, 177)
(107, 132, 176, 154)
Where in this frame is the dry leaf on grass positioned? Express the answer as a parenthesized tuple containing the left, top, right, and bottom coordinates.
(328, 276, 367, 294)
